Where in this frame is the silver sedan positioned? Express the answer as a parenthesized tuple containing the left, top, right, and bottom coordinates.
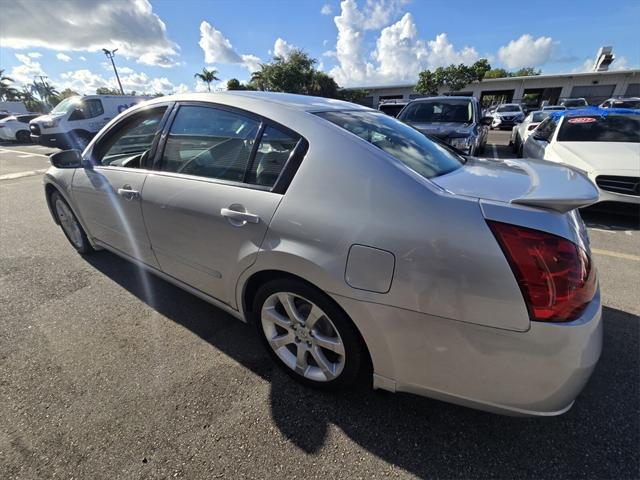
(44, 92, 602, 416)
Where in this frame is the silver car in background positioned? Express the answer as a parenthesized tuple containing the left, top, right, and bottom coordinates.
(44, 92, 602, 416)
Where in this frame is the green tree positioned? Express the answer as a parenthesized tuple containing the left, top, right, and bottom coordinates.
(226, 78, 255, 91)
(227, 78, 242, 90)
(96, 87, 123, 95)
(194, 67, 220, 92)
(338, 88, 369, 104)
(0, 69, 20, 101)
(309, 71, 339, 98)
(415, 69, 440, 95)
(471, 59, 492, 81)
(513, 67, 541, 77)
(55, 88, 79, 102)
(484, 67, 541, 79)
(483, 68, 511, 79)
(19, 87, 44, 112)
(416, 59, 492, 95)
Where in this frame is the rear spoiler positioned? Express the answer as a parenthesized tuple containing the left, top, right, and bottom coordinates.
(506, 159, 599, 213)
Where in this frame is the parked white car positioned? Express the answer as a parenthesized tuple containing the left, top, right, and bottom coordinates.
(510, 110, 550, 156)
(30, 95, 150, 150)
(0, 114, 41, 142)
(599, 97, 640, 109)
(523, 108, 640, 204)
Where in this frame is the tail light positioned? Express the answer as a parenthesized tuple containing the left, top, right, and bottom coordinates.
(488, 221, 596, 322)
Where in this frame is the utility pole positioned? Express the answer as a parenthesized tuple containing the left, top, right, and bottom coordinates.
(102, 48, 125, 95)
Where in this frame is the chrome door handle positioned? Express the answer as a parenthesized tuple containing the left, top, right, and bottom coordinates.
(117, 185, 139, 200)
(220, 208, 260, 224)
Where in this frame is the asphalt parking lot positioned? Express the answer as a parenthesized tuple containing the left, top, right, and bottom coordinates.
(1, 134, 638, 479)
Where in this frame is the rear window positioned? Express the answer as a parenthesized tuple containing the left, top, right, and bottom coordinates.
(557, 114, 640, 143)
(316, 110, 464, 179)
(398, 99, 472, 123)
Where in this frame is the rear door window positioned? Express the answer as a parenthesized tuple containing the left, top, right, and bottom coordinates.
(160, 105, 261, 182)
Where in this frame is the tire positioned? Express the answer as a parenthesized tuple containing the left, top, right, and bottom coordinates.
(16, 130, 31, 143)
(252, 278, 365, 389)
(50, 190, 95, 254)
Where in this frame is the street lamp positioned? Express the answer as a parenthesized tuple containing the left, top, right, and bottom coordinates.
(102, 48, 125, 95)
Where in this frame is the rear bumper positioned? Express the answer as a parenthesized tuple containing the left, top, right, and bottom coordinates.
(333, 290, 602, 417)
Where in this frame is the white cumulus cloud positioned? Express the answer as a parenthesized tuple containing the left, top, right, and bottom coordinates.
(198, 21, 262, 72)
(27, 52, 42, 58)
(330, 1, 480, 86)
(321, 4, 333, 15)
(56, 53, 72, 62)
(498, 34, 554, 69)
(0, 0, 180, 68)
(273, 38, 296, 58)
(59, 68, 189, 95)
(8, 53, 46, 85)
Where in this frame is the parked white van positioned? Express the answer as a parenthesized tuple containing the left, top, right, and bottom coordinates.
(30, 95, 150, 150)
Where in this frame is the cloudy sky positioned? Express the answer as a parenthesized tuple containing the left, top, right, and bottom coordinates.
(0, 0, 638, 95)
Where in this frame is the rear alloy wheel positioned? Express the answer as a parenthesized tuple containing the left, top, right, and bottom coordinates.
(51, 191, 94, 254)
(254, 279, 364, 389)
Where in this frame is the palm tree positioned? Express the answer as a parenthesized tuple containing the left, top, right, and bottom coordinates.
(0, 69, 19, 101)
(250, 69, 267, 91)
(19, 87, 42, 112)
(193, 68, 219, 92)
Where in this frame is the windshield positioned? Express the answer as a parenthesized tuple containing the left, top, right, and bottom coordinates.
(316, 110, 464, 179)
(398, 99, 473, 123)
(557, 114, 640, 143)
(50, 96, 82, 114)
(497, 105, 521, 113)
(531, 112, 550, 122)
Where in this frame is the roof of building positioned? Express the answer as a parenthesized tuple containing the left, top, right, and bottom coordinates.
(345, 68, 640, 91)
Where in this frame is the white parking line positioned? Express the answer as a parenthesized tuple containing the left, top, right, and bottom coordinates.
(0, 168, 48, 181)
(491, 143, 498, 159)
(0, 148, 49, 158)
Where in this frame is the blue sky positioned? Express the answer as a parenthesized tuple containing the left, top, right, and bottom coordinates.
(1, 0, 638, 95)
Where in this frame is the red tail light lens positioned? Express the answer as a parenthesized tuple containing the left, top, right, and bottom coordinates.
(488, 221, 596, 322)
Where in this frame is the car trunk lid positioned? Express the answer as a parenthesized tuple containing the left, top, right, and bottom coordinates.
(431, 157, 599, 213)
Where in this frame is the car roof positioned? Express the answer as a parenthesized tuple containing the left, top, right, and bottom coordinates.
(549, 107, 640, 121)
(143, 91, 373, 113)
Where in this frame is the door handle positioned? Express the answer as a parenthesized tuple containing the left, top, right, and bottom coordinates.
(220, 207, 260, 225)
(117, 185, 140, 200)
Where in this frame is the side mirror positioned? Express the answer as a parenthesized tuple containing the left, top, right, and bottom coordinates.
(50, 149, 83, 168)
(480, 116, 493, 126)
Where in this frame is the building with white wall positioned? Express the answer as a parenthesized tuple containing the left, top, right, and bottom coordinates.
(355, 69, 640, 109)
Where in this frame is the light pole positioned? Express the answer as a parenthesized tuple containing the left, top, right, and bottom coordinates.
(102, 48, 125, 95)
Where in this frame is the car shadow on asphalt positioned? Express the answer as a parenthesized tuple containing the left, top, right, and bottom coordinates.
(84, 252, 639, 479)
